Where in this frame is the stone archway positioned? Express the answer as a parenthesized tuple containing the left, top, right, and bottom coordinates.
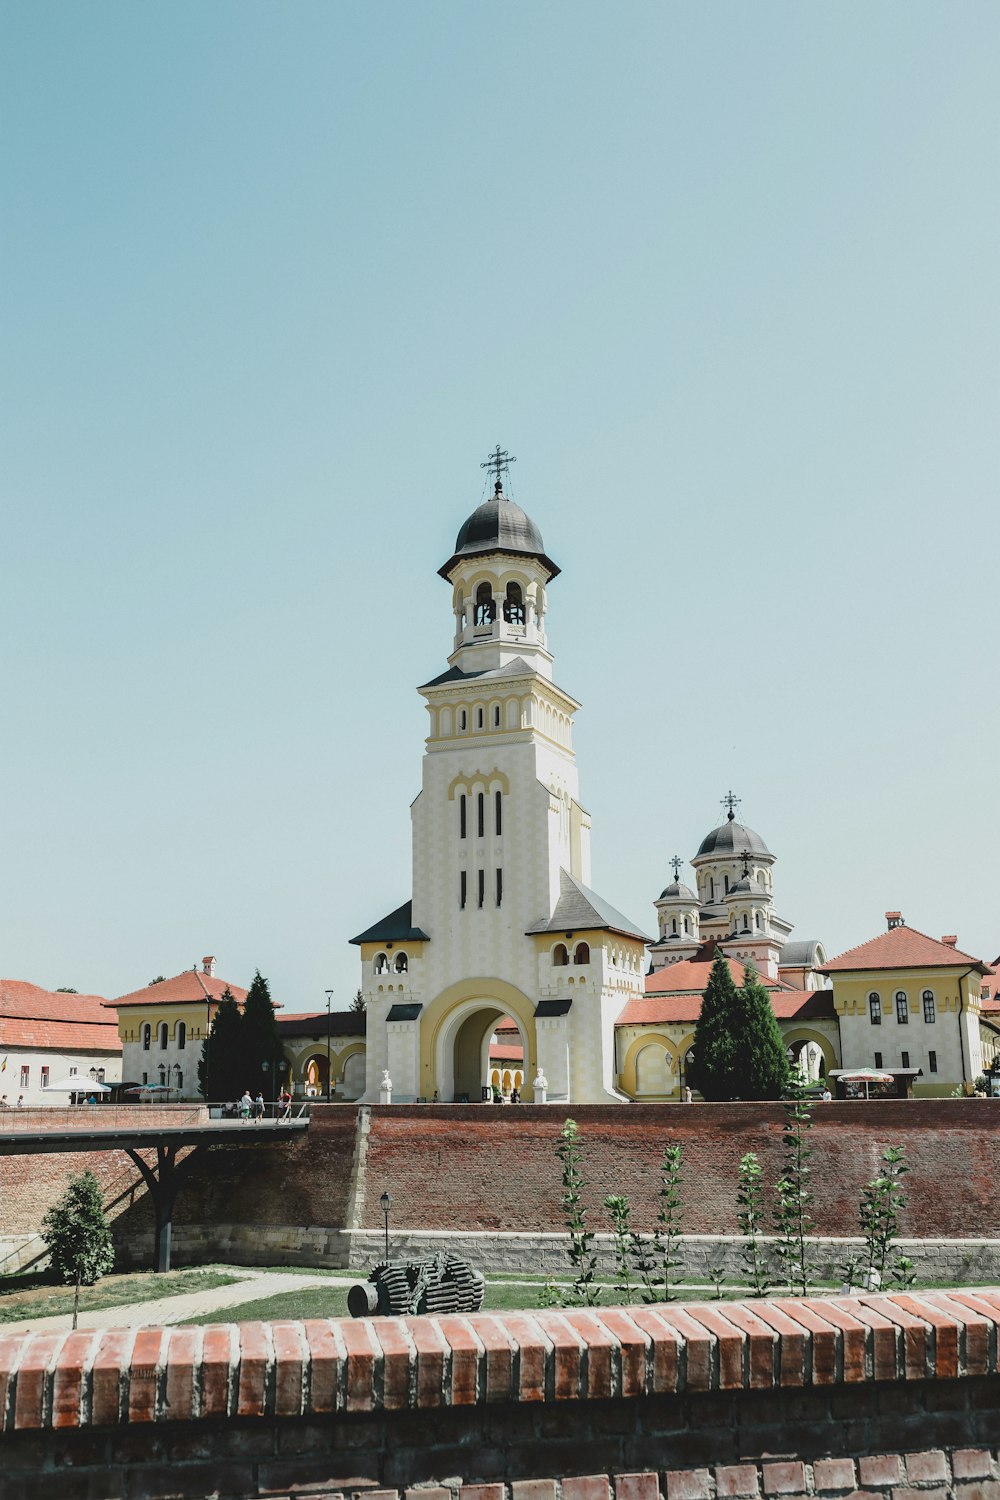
(302, 1053, 329, 1097)
(421, 979, 537, 1103)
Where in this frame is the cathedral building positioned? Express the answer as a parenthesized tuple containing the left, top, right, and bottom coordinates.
(351, 459, 649, 1104)
(349, 460, 993, 1105)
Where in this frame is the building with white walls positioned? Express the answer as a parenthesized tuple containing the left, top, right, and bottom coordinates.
(0, 982, 121, 1106)
(351, 458, 649, 1103)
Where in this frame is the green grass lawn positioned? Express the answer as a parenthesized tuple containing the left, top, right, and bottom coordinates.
(0, 1267, 242, 1324)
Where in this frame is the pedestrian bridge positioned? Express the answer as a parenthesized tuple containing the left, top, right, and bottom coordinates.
(0, 1103, 310, 1271)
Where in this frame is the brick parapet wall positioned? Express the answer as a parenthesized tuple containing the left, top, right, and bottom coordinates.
(0, 1291, 998, 1499)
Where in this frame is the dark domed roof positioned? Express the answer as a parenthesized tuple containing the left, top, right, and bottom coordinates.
(727, 874, 768, 898)
(694, 814, 771, 860)
(658, 880, 697, 902)
(439, 485, 559, 580)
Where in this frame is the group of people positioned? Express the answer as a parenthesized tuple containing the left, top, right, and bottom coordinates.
(223, 1089, 294, 1122)
(0, 1094, 25, 1109)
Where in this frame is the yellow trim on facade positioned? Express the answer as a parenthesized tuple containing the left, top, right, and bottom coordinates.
(418, 977, 538, 1102)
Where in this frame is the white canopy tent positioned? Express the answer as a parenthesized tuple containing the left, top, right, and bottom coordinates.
(45, 1075, 113, 1093)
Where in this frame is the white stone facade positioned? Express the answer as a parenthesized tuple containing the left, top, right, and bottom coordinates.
(0, 1046, 121, 1107)
(355, 480, 646, 1104)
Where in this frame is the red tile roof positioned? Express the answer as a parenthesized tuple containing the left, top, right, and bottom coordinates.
(616, 943, 835, 1027)
(982, 965, 1000, 1013)
(822, 925, 988, 975)
(641, 943, 795, 997)
(489, 1043, 524, 1063)
(110, 969, 249, 1009)
(618, 987, 834, 1027)
(0, 981, 121, 1053)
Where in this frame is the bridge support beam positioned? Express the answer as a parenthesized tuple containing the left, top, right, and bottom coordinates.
(124, 1144, 201, 1272)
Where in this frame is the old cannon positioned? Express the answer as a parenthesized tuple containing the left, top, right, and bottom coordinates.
(347, 1251, 485, 1318)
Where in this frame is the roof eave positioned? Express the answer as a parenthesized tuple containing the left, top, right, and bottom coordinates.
(438, 547, 561, 583)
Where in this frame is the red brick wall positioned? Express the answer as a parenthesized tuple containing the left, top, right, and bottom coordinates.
(0, 1109, 205, 1244)
(0, 1291, 997, 1500)
(3, 1101, 999, 1247)
(357, 1101, 1000, 1237)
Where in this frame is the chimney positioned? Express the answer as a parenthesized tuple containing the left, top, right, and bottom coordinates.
(202, 955, 216, 977)
(885, 911, 903, 930)
(941, 935, 957, 948)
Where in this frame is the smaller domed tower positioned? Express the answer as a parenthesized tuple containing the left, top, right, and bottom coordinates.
(649, 857, 701, 970)
(721, 865, 782, 978)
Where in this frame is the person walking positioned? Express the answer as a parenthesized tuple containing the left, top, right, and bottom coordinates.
(278, 1087, 292, 1121)
(239, 1089, 252, 1123)
(253, 1090, 265, 1124)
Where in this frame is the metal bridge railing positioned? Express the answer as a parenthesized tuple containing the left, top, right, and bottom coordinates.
(0, 1100, 311, 1133)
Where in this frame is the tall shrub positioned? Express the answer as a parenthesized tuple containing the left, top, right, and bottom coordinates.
(858, 1145, 913, 1289)
(735, 962, 791, 1100)
(655, 1144, 684, 1301)
(554, 1118, 600, 1306)
(737, 1151, 773, 1297)
(773, 1079, 814, 1295)
(688, 953, 741, 1099)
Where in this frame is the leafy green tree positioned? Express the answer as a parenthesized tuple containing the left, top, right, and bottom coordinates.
(735, 961, 790, 1100)
(198, 988, 243, 1101)
(241, 971, 283, 1100)
(351, 988, 366, 1014)
(688, 952, 742, 1099)
(40, 1170, 114, 1328)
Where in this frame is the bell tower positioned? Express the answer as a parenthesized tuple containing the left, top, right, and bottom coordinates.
(438, 447, 560, 680)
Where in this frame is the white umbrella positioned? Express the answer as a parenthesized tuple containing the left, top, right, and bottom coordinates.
(838, 1068, 894, 1100)
(46, 1076, 112, 1093)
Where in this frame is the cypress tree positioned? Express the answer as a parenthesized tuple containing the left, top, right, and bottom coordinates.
(736, 960, 791, 1100)
(241, 971, 283, 1100)
(198, 988, 243, 1101)
(688, 951, 741, 1099)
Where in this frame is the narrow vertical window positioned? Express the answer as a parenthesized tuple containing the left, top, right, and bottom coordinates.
(495, 868, 503, 906)
(901, 1050, 910, 1069)
(460, 871, 467, 909)
(874, 1050, 883, 1069)
(928, 1050, 937, 1073)
(922, 990, 936, 1023)
(459, 794, 467, 839)
(895, 991, 909, 1025)
(477, 869, 485, 907)
(869, 993, 881, 1025)
(493, 705, 500, 728)
(495, 789, 502, 836)
(477, 792, 484, 838)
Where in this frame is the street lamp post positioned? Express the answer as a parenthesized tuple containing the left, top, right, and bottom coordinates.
(379, 1189, 392, 1261)
(324, 990, 334, 1102)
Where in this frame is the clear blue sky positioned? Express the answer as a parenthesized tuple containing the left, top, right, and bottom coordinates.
(2, 3, 997, 1008)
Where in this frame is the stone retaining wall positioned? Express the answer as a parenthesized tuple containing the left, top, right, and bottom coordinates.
(111, 1223, 1000, 1287)
(0, 1289, 998, 1499)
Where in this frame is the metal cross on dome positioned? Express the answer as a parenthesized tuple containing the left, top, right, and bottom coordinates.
(669, 855, 683, 880)
(481, 444, 516, 492)
(721, 790, 741, 820)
